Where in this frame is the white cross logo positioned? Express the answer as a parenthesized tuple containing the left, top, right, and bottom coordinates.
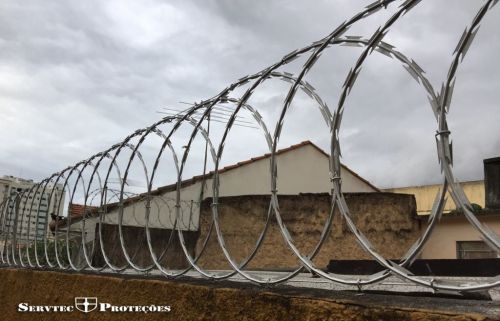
(74, 297, 98, 313)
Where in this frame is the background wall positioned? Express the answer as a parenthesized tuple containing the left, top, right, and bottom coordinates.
(80, 193, 420, 270)
(194, 193, 419, 270)
(384, 181, 485, 215)
(0, 268, 492, 321)
(420, 215, 500, 259)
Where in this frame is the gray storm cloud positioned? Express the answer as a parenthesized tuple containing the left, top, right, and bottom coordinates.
(0, 0, 499, 189)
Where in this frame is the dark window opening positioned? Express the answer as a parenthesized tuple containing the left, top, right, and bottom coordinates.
(456, 241, 497, 259)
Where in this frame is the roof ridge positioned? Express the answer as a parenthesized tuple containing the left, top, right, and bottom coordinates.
(174, 140, 377, 192)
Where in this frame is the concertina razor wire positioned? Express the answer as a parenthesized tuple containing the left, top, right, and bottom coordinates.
(1, 0, 499, 293)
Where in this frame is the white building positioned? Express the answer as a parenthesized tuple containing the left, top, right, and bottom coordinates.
(56, 141, 378, 245)
(0, 176, 64, 244)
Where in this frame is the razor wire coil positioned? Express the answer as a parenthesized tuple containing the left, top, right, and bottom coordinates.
(1, 0, 499, 293)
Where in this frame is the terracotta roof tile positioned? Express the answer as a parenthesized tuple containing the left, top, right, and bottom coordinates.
(49, 204, 97, 232)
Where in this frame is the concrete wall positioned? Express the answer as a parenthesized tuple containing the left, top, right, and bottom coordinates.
(1, 269, 494, 321)
(384, 180, 485, 215)
(420, 214, 500, 259)
(59, 191, 500, 263)
(194, 193, 419, 270)
(90, 223, 198, 269)
(59, 193, 419, 270)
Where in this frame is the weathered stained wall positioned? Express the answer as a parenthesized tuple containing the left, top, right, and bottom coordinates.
(194, 193, 419, 270)
(54, 193, 419, 270)
(0, 268, 496, 321)
(91, 223, 198, 269)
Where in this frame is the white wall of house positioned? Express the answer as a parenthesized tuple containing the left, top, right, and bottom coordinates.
(59, 142, 377, 242)
(420, 215, 500, 259)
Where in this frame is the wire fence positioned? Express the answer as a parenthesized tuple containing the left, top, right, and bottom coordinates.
(1, 0, 499, 293)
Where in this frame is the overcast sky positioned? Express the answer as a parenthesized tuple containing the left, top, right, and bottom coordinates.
(0, 0, 499, 190)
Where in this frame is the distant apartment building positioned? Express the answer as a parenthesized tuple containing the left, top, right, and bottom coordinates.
(0, 176, 65, 244)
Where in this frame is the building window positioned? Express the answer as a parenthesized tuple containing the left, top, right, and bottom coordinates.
(456, 241, 498, 259)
